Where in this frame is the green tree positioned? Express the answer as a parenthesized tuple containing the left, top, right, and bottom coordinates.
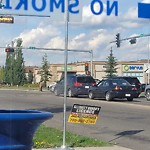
(104, 48, 118, 78)
(0, 66, 5, 83)
(4, 38, 27, 85)
(40, 53, 52, 86)
(5, 50, 14, 85)
(14, 38, 27, 85)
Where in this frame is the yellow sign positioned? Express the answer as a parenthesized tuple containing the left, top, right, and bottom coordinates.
(0, 16, 14, 23)
(68, 104, 101, 124)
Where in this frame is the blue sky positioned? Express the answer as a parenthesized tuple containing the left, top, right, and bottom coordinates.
(0, 0, 150, 66)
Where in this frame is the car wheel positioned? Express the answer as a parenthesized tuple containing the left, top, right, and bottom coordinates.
(127, 97, 133, 101)
(54, 88, 59, 96)
(89, 91, 95, 99)
(146, 90, 150, 101)
(68, 89, 74, 97)
(105, 92, 112, 101)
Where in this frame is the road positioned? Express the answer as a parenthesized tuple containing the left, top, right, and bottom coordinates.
(0, 89, 150, 150)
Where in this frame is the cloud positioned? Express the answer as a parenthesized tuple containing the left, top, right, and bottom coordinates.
(142, 0, 150, 3)
(18, 24, 61, 47)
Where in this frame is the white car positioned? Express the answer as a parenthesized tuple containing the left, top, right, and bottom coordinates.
(48, 82, 57, 92)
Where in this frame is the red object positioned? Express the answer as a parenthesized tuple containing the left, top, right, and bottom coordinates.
(74, 82, 82, 87)
(113, 86, 122, 90)
(5, 48, 14, 52)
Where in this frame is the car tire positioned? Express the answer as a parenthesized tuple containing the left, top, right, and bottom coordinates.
(68, 89, 74, 97)
(89, 91, 95, 99)
(54, 88, 59, 96)
(105, 92, 112, 101)
(146, 90, 150, 101)
(127, 97, 133, 101)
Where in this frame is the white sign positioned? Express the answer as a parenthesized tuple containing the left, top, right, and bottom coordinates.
(0, 0, 83, 21)
(0, 0, 120, 22)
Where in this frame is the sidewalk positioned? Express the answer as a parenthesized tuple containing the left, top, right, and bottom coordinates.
(33, 145, 133, 150)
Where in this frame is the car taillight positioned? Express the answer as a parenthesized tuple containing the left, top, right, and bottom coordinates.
(132, 87, 137, 91)
(113, 86, 122, 90)
(92, 83, 96, 86)
(74, 82, 82, 87)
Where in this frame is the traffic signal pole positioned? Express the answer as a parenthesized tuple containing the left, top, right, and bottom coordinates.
(110, 33, 150, 45)
(1, 46, 93, 76)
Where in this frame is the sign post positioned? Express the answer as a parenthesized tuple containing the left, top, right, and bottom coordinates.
(54, 0, 72, 149)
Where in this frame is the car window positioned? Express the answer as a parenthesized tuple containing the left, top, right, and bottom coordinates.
(97, 80, 106, 86)
(68, 76, 75, 83)
(103, 81, 109, 86)
(123, 78, 140, 85)
(59, 79, 64, 84)
(77, 77, 95, 83)
(112, 79, 130, 86)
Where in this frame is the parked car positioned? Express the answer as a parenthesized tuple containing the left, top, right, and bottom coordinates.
(144, 84, 150, 101)
(54, 74, 96, 97)
(88, 78, 139, 101)
(48, 82, 57, 92)
(110, 76, 141, 96)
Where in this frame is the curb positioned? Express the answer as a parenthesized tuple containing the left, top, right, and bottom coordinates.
(33, 145, 133, 150)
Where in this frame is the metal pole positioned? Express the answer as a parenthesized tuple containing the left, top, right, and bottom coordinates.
(90, 50, 93, 77)
(62, 0, 69, 147)
(148, 36, 150, 84)
(54, 0, 74, 149)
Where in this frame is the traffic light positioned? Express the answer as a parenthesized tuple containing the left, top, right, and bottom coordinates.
(85, 63, 89, 71)
(129, 38, 136, 44)
(116, 33, 120, 48)
(5, 47, 14, 52)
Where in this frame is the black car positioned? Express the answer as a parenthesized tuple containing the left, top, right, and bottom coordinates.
(111, 76, 141, 96)
(88, 78, 139, 101)
(54, 74, 96, 97)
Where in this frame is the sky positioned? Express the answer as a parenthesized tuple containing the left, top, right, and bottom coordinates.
(0, 0, 150, 67)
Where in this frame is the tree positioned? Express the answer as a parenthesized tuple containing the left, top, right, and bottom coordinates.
(5, 50, 14, 85)
(104, 47, 118, 78)
(14, 38, 27, 85)
(0, 66, 5, 83)
(4, 38, 27, 85)
(40, 53, 52, 87)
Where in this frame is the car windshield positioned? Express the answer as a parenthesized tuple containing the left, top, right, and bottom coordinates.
(125, 78, 140, 85)
(112, 79, 131, 86)
(77, 77, 95, 83)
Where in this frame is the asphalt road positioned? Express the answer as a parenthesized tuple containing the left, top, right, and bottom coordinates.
(0, 89, 150, 150)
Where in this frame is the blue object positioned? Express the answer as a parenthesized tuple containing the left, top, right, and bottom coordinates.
(138, 3, 150, 19)
(0, 110, 53, 150)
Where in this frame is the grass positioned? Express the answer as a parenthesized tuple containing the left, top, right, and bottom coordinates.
(33, 125, 111, 149)
(0, 84, 39, 90)
(139, 92, 145, 97)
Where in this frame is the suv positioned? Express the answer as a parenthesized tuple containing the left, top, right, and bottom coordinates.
(110, 76, 141, 96)
(54, 74, 96, 97)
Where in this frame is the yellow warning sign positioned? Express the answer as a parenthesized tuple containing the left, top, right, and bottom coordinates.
(68, 104, 101, 124)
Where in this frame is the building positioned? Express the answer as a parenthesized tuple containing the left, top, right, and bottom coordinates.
(27, 59, 149, 84)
